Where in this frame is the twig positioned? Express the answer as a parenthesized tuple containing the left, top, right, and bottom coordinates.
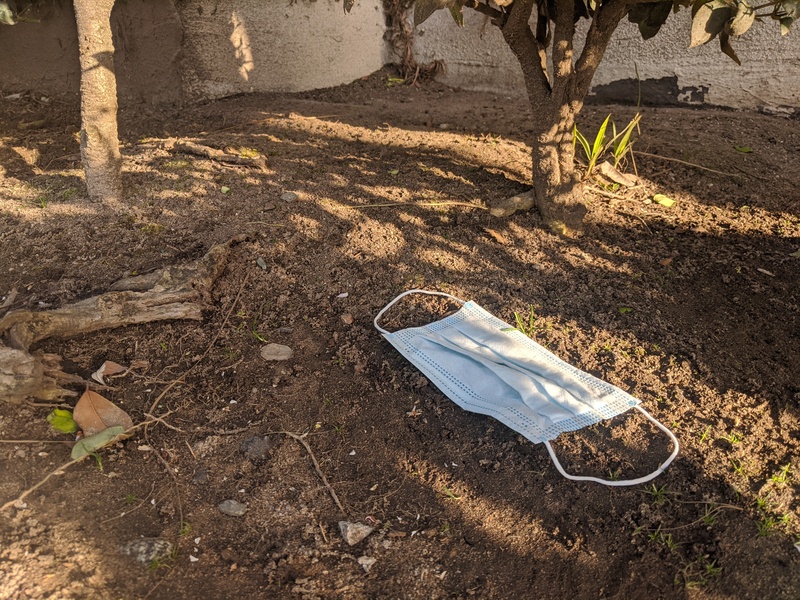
(588, 185, 636, 201)
(164, 139, 267, 171)
(634, 150, 742, 178)
(143, 413, 184, 433)
(146, 274, 249, 417)
(0, 457, 81, 513)
(277, 431, 344, 513)
(340, 201, 487, 210)
(0, 439, 72, 444)
(619, 210, 653, 234)
(0, 287, 18, 316)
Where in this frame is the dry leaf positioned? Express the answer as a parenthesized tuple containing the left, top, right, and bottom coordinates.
(660, 257, 674, 267)
(73, 387, 133, 437)
(484, 228, 510, 245)
(130, 359, 150, 370)
(91, 360, 127, 385)
(598, 161, 637, 187)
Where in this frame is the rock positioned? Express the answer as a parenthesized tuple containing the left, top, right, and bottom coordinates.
(358, 555, 377, 573)
(192, 466, 209, 485)
(260, 343, 293, 361)
(281, 192, 298, 202)
(341, 313, 354, 325)
(241, 435, 274, 463)
(218, 499, 248, 517)
(119, 538, 173, 565)
(489, 190, 534, 217)
(278, 327, 293, 335)
(339, 521, 374, 546)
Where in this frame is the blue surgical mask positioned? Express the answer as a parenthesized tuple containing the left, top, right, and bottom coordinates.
(375, 290, 679, 487)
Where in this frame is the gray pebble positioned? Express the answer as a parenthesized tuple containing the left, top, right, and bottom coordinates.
(281, 192, 298, 202)
(119, 538, 173, 564)
(192, 466, 209, 485)
(260, 343, 293, 361)
(218, 499, 248, 517)
(241, 435, 274, 463)
(339, 521, 374, 546)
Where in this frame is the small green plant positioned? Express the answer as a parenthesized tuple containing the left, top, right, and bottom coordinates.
(770, 463, 791, 485)
(123, 493, 138, 505)
(643, 483, 669, 504)
(721, 431, 743, 444)
(731, 459, 747, 477)
(35, 195, 48, 209)
(607, 469, 619, 481)
(574, 112, 641, 179)
(503, 305, 549, 338)
(677, 556, 721, 589)
(442, 486, 462, 501)
(701, 505, 718, 527)
(699, 425, 712, 443)
(179, 521, 192, 536)
(757, 516, 776, 537)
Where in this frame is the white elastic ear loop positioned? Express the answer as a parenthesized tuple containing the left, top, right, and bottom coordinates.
(374, 289, 466, 335)
(543, 405, 680, 487)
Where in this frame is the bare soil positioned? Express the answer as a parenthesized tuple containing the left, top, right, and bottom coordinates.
(1, 69, 799, 600)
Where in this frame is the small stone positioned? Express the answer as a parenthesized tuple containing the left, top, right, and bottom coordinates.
(119, 538, 173, 565)
(192, 466, 209, 485)
(241, 436, 274, 463)
(358, 556, 377, 573)
(260, 343, 294, 361)
(281, 192, 298, 202)
(341, 313, 354, 325)
(489, 190, 534, 218)
(278, 327, 294, 334)
(339, 521, 374, 546)
(218, 499, 248, 517)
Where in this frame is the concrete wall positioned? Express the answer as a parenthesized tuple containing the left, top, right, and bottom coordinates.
(178, 0, 388, 100)
(0, 0, 388, 105)
(413, 9, 800, 112)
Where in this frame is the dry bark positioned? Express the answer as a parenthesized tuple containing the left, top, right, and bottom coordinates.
(0, 237, 244, 403)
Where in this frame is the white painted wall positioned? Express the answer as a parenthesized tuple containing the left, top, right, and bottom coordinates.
(178, 0, 390, 100)
(413, 9, 800, 112)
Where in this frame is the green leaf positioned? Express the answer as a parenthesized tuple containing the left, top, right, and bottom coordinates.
(414, 0, 452, 26)
(789, 249, 800, 257)
(654, 194, 676, 206)
(71, 426, 126, 460)
(573, 125, 591, 161)
(618, 307, 633, 314)
(47, 409, 77, 434)
(388, 169, 399, 175)
(448, 5, 464, 26)
(728, 0, 755, 36)
(780, 16, 793, 35)
(735, 145, 753, 153)
(690, 0, 734, 48)
(592, 115, 612, 160)
(0, 0, 17, 25)
(220, 186, 230, 194)
(627, 1, 673, 40)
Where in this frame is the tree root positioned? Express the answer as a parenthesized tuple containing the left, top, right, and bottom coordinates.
(0, 236, 245, 403)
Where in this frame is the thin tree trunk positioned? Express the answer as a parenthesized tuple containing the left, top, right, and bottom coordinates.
(73, 0, 122, 203)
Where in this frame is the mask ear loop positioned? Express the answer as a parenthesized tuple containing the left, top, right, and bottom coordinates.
(543, 404, 680, 487)
(374, 289, 466, 335)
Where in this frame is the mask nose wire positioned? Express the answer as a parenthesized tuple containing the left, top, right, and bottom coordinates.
(374, 289, 466, 335)
(543, 404, 680, 487)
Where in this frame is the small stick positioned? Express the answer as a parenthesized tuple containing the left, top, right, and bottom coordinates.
(146, 274, 249, 417)
(143, 413, 184, 433)
(278, 431, 344, 513)
(0, 457, 81, 513)
(339, 201, 487, 210)
(634, 151, 742, 178)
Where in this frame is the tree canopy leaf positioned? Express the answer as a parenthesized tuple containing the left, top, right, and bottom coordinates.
(628, 1, 674, 40)
(0, 0, 17, 25)
(690, 0, 734, 48)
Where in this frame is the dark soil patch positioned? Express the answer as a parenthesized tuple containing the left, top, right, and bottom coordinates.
(1, 69, 799, 599)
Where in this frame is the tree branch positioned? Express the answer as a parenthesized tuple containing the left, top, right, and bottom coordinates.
(573, 0, 628, 99)
(501, 0, 552, 98)
(551, 0, 577, 98)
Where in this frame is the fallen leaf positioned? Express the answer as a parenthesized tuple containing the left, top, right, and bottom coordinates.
(341, 313, 354, 325)
(654, 194, 675, 207)
(47, 408, 77, 434)
(71, 426, 126, 460)
(130, 359, 150, 370)
(91, 360, 127, 385)
(598, 161, 637, 187)
(735, 146, 753, 153)
(789, 249, 800, 258)
(388, 169, 399, 175)
(484, 228, 510, 245)
(73, 387, 133, 437)
(256, 257, 267, 270)
(618, 307, 633, 314)
(660, 257, 674, 267)
(221, 186, 231, 194)
(756, 268, 775, 277)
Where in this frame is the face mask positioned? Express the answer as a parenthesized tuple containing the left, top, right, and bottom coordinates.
(375, 290, 679, 487)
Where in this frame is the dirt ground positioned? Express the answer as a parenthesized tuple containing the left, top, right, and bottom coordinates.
(1, 68, 799, 600)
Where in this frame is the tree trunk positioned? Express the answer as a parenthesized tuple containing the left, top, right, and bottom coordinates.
(73, 0, 122, 203)
(529, 102, 586, 236)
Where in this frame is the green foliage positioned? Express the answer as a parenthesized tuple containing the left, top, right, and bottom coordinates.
(71, 425, 126, 460)
(46, 408, 77, 434)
